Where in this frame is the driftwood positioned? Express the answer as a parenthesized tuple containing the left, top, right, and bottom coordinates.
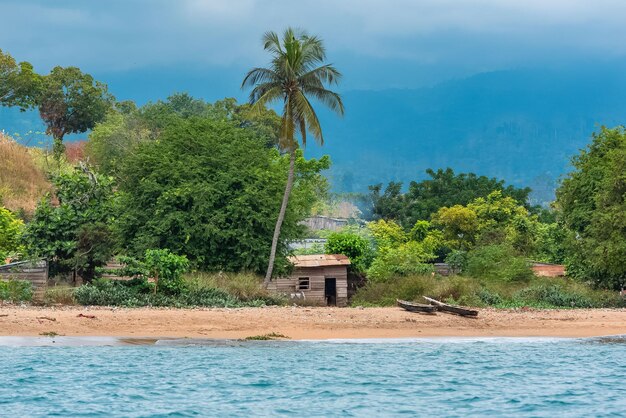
(397, 299, 437, 314)
(423, 296, 478, 317)
(36, 316, 56, 322)
(77, 313, 97, 319)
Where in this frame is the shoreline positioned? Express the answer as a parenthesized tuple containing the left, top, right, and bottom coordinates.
(1, 306, 626, 340)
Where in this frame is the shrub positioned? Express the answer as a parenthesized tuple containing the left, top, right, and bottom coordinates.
(43, 285, 76, 305)
(74, 275, 282, 308)
(367, 241, 435, 282)
(465, 244, 533, 282)
(144, 249, 189, 295)
(324, 231, 373, 272)
(184, 271, 280, 302)
(0, 280, 32, 302)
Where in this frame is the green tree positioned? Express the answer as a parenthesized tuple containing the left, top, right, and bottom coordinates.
(144, 249, 189, 295)
(325, 231, 373, 272)
(370, 168, 532, 228)
(115, 117, 329, 273)
(23, 168, 115, 280)
(557, 126, 626, 289)
(38, 66, 113, 161)
(242, 28, 344, 285)
(0, 49, 41, 110)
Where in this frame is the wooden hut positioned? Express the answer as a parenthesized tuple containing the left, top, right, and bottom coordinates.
(0, 259, 48, 301)
(269, 254, 350, 306)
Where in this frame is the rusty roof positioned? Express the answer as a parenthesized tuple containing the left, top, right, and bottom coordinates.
(288, 254, 351, 267)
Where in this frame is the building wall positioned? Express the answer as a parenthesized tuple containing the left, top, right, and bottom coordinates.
(0, 259, 48, 301)
(269, 265, 348, 306)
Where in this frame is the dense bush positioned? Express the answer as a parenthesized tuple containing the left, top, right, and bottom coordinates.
(557, 126, 626, 289)
(23, 169, 115, 280)
(324, 231, 373, 272)
(465, 244, 533, 282)
(74, 276, 281, 308)
(115, 117, 328, 274)
(0, 280, 32, 302)
(0, 207, 24, 260)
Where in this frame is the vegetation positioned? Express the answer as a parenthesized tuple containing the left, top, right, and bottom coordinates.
(0, 134, 51, 214)
(1, 35, 625, 309)
(557, 126, 626, 289)
(0, 207, 24, 261)
(115, 117, 328, 274)
(242, 27, 344, 284)
(369, 168, 532, 228)
(352, 274, 623, 309)
(0, 279, 32, 302)
(38, 66, 113, 160)
(24, 169, 115, 280)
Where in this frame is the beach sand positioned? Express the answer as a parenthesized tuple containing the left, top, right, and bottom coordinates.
(0, 305, 625, 340)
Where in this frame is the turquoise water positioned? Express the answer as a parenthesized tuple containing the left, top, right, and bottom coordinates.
(1, 337, 625, 417)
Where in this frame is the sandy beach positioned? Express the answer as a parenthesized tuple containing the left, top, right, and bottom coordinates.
(0, 305, 625, 340)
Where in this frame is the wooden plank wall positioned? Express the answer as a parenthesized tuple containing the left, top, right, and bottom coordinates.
(269, 265, 348, 306)
(0, 260, 48, 301)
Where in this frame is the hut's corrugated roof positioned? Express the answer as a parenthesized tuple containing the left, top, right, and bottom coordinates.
(288, 254, 351, 267)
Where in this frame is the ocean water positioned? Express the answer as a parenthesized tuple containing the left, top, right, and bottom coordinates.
(0, 337, 625, 417)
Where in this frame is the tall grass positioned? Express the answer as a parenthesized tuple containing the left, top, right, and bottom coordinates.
(0, 134, 51, 214)
(184, 271, 281, 303)
(352, 274, 625, 309)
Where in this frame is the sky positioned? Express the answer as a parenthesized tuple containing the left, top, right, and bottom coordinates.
(2, 0, 626, 103)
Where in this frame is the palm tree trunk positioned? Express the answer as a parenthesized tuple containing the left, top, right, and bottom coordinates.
(264, 150, 296, 286)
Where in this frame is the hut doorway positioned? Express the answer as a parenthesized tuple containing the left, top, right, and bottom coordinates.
(325, 278, 337, 306)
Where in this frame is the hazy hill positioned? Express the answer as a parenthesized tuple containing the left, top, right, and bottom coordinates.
(308, 66, 626, 203)
(3, 65, 626, 204)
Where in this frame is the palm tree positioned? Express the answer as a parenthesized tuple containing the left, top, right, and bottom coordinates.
(242, 28, 344, 285)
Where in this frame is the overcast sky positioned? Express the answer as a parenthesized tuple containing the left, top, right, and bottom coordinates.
(2, 0, 626, 98)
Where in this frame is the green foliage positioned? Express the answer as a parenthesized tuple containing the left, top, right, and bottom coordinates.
(73, 275, 280, 308)
(367, 240, 436, 282)
(23, 168, 115, 280)
(465, 244, 533, 282)
(37, 66, 113, 159)
(444, 250, 467, 272)
(0, 280, 32, 302)
(143, 249, 189, 295)
(369, 168, 531, 227)
(351, 274, 623, 308)
(184, 271, 280, 302)
(0, 207, 24, 260)
(86, 95, 282, 176)
(115, 117, 328, 274)
(324, 231, 373, 272)
(557, 126, 626, 289)
(0, 49, 41, 110)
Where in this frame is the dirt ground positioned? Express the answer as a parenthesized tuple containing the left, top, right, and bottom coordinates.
(1, 305, 625, 340)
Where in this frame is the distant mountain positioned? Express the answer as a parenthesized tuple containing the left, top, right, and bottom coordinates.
(308, 66, 626, 203)
(2, 65, 626, 204)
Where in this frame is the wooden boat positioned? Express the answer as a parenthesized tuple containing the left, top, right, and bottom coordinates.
(423, 296, 478, 317)
(396, 299, 437, 314)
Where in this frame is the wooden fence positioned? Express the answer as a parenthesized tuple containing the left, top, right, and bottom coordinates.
(0, 259, 48, 301)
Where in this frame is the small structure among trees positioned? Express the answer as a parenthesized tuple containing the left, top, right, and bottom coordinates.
(269, 254, 350, 306)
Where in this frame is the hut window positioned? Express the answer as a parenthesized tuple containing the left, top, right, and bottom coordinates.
(297, 277, 310, 290)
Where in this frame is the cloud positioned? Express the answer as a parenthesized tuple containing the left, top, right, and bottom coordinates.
(1, 0, 625, 88)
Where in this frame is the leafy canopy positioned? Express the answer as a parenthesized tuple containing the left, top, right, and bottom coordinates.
(23, 168, 115, 279)
(38, 66, 113, 159)
(115, 117, 329, 273)
(242, 27, 344, 151)
(557, 126, 626, 289)
(0, 49, 41, 110)
(369, 168, 532, 228)
(0, 207, 24, 261)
